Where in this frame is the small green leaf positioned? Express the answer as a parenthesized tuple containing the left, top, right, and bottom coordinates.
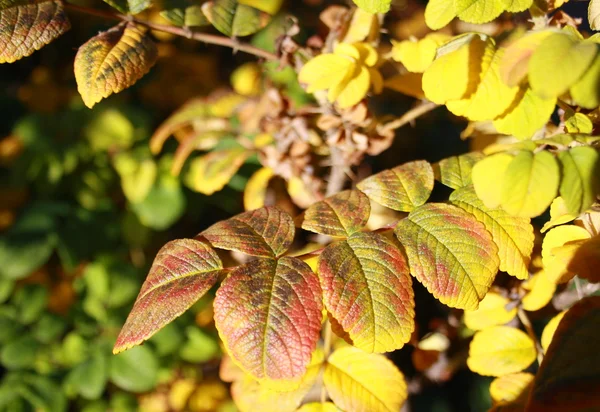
(179, 327, 220, 363)
(110, 346, 158, 393)
(102, 0, 151, 14)
(434, 152, 484, 190)
(202, 0, 271, 37)
(558, 146, 600, 215)
(302, 190, 371, 237)
(160, 0, 210, 26)
(65, 353, 108, 400)
(1, 336, 39, 369)
(351, 0, 391, 13)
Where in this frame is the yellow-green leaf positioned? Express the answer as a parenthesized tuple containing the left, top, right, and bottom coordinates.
(391, 33, 451, 73)
(324, 346, 407, 412)
(540, 196, 577, 233)
(185, 148, 249, 195)
(493, 87, 556, 140)
(74, 23, 158, 108)
(160, 0, 210, 27)
(472, 152, 514, 209)
(318, 232, 414, 352)
(504, 0, 533, 12)
(558, 146, 600, 215)
(541, 311, 566, 353)
(590, 0, 600, 31)
(395, 203, 500, 310)
(201, 0, 271, 37)
(570, 55, 600, 109)
(467, 326, 537, 376)
(434, 152, 484, 189)
(500, 29, 555, 87)
(297, 402, 341, 412)
(102, 0, 150, 14)
(302, 190, 371, 237)
(244, 167, 274, 211)
(521, 271, 556, 312)
(238, 0, 282, 15)
(450, 186, 534, 279)
(424, 0, 457, 29)
(352, 0, 391, 13)
(454, 0, 509, 24)
(529, 32, 598, 99)
(490, 372, 534, 404)
(464, 292, 517, 330)
(214, 257, 322, 380)
(565, 113, 593, 134)
(0, 0, 70, 64)
(541, 225, 591, 283)
(500, 150, 560, 218)
(231, 62, 262, 96)
(357, 160, 434, 212)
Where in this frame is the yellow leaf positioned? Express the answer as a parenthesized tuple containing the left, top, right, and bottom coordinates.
(505, 0, 533, 12)
(422, 34, 489, 104)
(299, 54, 355, 95)
(540, 197, 577, 233)
(74, 23, 157, 108)
(417, 332, 450, 351)
(467, 326, 537, 376)
(185, 148, 249, 195)
(231, 62, 262, 96)
(490, 372, 534, 404)
(287, 177, 319, 209)
(342, 8, 379, 44)
(500, 29, 555, 87)
(238, 0, 282, 14)
(334, 64, 371, 108)
(541, 311, 566, 352)
(351, 0, 391, 13)
(464, 292, 517, 330)
(472, 152, 514, 209)
(590, 0, 600, 31)
(455, 0, 508, 24)
(500, 150, 560, 218)
(391, 33, 451, 73)
(446, 46, 521, 121)
(541, 225, 591, 283)
(424, 0, 457, 29)
(384, 73, 425, 99)
(297, 403, 341, 412)
(521, 271, 556, 312)
(565, 113, 593, 134)
(493, 87, 556, 140)
(324, 346, 407, 412)
(243, 167, 274, 211)
(529, 32, 598, 99)
(570, 55, 600, 109)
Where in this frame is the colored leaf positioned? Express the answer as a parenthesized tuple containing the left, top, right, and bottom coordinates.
(529, 32, 598, 99)
(302, 190, 371, 237)
(590, 0, 600, 31)
(113, 239, 222, 353)
(455, 0, 508, 24)
(201, 207, 294, 258)
(500, 29, 555, 87)
(185, 148, 250, 195)
(317, 232, 414, 352)
(541, 197, 577, 233)
(568, 235, 600, 283)
(505, 0, 532, 12)
(383, 72, 425, 99)
(352, 0, 391, 13)
(244, 167, 274, 211)
(463, 292, 517, 330)
(324, 346, 407, 412)
(446, 46, 520, 121)
(102, 0, 150, 14)
(214, 257, 322, 380)
(570, 55, 600, 109)
(541, 311, 566, 353)
(565, 113, 593, 134)
(434, 152, 484, 190)
(391, 33, 451, 73)
(558, 146, 600, 215)
(424, 0, 457, 29)
(493, 87, 556, 140)
(542, 225, 591, 283)
(357, 160, 434, 212)
(342, 7, 379, 44)
(468, 326, 537, 376)
(0, 0, 70, 64)
(501, 150, 560, 218)
(74, 23, 158, 108)
(521, 271, 556, 312)
(450, 186, 534, 279)
(202, 0, 271, 37)
(160, 0, 210, 26)
(297, 402, 341, 412)
(490, 372, 534, 404)
(231, 62, 262, 96)
(527, 296, 600, 411)
(472, 152, 513, 209)
(395, 203, 500, 310)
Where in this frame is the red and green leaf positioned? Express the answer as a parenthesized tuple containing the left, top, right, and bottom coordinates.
(318, 232, 414, 353)
(301, 190, 371, 237)
(113, 239, 223, 353)
(395, 203, 500, 310)
(214, 257, 322, 380)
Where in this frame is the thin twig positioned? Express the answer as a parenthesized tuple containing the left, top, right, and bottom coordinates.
(518, 307, 544, 365)
(379, 101, 439, 134)
(64, 3, 279, 61)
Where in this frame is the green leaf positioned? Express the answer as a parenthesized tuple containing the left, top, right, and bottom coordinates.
(351, 0, 391, 13)
(450, 186, 534, 280)
(201, 206, 295, 258)
(65, 353, 108, 400)
(357, 160, 434, 212)
(160, 0, 210, 26)
(454, 0, 509, 24)
(395, 203, 500, 310)
(425, 0, 457, 29)
(558, 146, 600, 215)
(114, 150, 158, 204)
(114, 239, 223, 353)
(1, 336, 40, 369)
(434, 152, 484, 189)
(102, 0, 151, 14)
(318, 232, 414, 353)
(301, 190, 371, 237)
(0, 0, 70, 63)
(202, 0, 271, 37)
(14, 284, 49, 324)
(179, 326, 220, 363)
(500, 150, 560, 218)
(185, 148, 250, 195)
(565, 113, 593, 134)
(74, 22, 158, 108)
(0, 278, 13, 303)
(570, 55, 600, 109)
(214, 257, 322, 380)
(110, 346, 158, 393)
(31, 314, 67, 344)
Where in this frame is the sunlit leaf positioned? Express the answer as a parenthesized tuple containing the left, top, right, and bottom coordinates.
(541, 197, 577, 233)
(357, 160, 434, 212)
(318, 232, 414, 352)
(383, 72, 425, 99)
(102, 0, 150, 13)
(450, 186, 534, 279)
(540, 311, 566, 353)
(504, 0, 532, 12)
(424, 0, 457, 29)
(527, 296, 600, 411)
(490, 372, 534, 404)
(434, 152, 484, 190)
(521, 271, 556, 312)
(200, 206, 295, 258)
(185, 148, 249, 195)
(0, 0, 70, 63)
(351, 0, 391, 13)
(391, 33, 451, 73)
(202, 0, 271, 37)
(74, 22, 158, 108)
(244, 167, 274, 211)
(500, 29, 555, 87)
(297, 402, 341, 412)
(558, 146, 600, 215)
(324, 346, 407, 412)
(214, 257, 322, 380)
(395, 203, 500, 310)
(342, 7, 379, 44)
(464, 292, 517, 330)
(113, 239, 222, 353)
(302, 190, 371, 237)
(160, 0, 210, 26)
(542, 225, 591, 283)
(468, 326, 537, 376)
(570, 55, 600, 109)
(472, 152, 513, 209)
(455, 0, 508, 24)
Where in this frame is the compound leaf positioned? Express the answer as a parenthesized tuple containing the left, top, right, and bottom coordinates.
(74, 22, 158, 108)
(302, 190, 371, 237)
(395, 203, 500, 310)
(214, 257, 322, 380)
(113, 239, 223, 353)
(434, 152, 484, 190)
(324, 346, 407, 412)
(558, 146, 600, 215)
(317, 232, 414, 353)
(357, 160, 434, 212)
(201, 206, 295, 258)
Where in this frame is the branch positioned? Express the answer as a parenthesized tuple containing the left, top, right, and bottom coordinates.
(379, 101, 439, 134)
(64, 3, 279, 62)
